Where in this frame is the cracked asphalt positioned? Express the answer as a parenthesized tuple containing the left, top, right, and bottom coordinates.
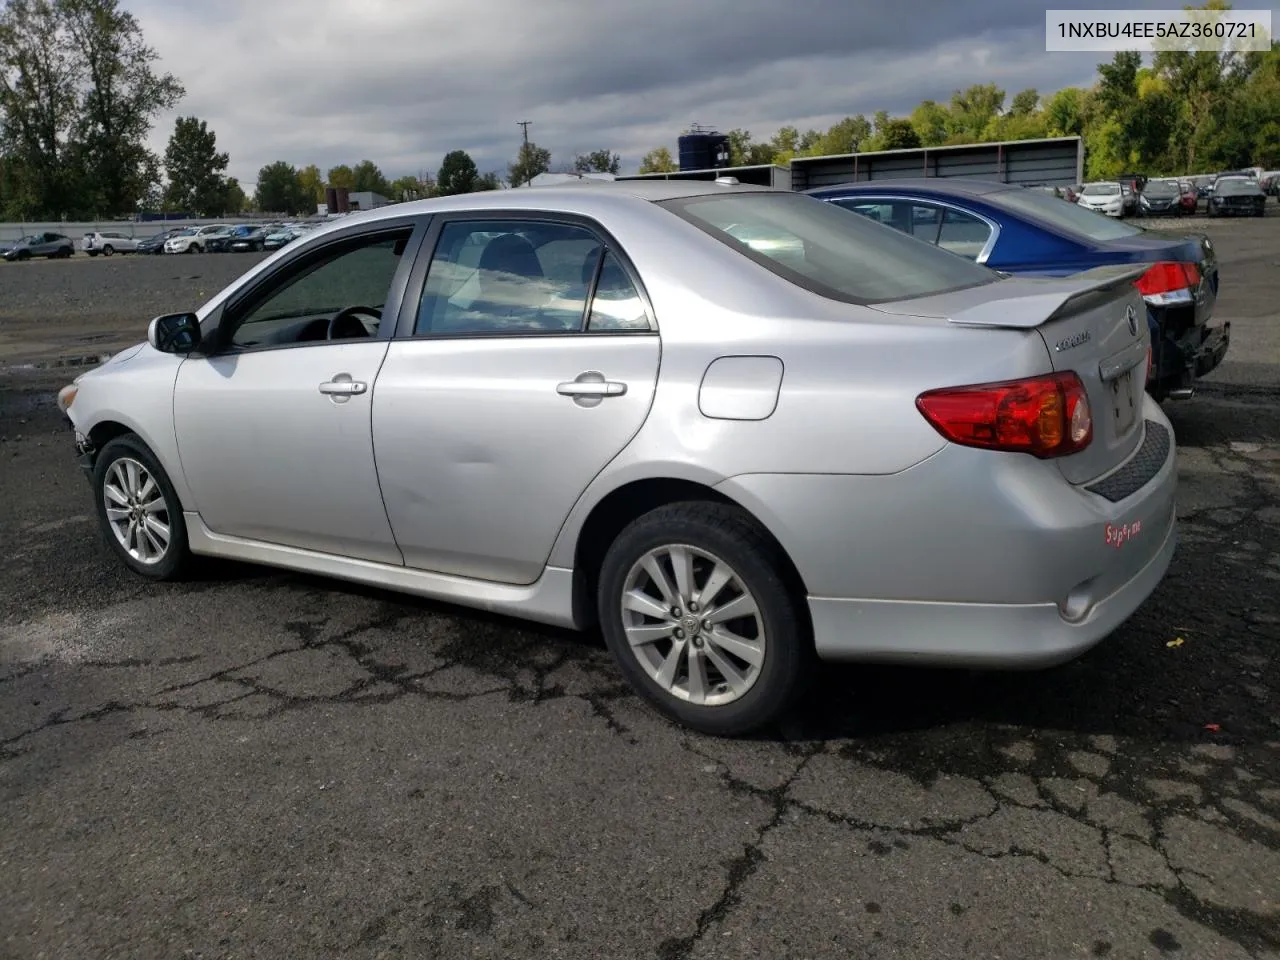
(2, 221, 1279, 959)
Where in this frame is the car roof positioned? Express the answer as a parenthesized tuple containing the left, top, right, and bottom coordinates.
(805, 177, 1018, 198)
(320, 179, 778, 229)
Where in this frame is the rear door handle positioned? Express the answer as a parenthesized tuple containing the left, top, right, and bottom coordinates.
(556, 380, 626, 397)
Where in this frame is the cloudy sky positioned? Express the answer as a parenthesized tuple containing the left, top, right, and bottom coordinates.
(126, 0, 1272, 188)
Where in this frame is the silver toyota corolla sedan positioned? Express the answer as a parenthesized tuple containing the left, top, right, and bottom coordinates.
(56, 181, 1177, 736)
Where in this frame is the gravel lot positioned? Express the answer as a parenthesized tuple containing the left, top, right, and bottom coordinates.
(2, 221, 1278, 959)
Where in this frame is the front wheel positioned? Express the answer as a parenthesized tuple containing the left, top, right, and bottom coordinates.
(187, 244, 200, 254)
(92, 433, 192, 580)
(596, 502, 811, 737)
(102, 245, 114, 256)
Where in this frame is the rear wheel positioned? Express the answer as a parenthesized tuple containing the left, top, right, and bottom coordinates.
(92, 434, 192, 581)
(102, 245, 114, 256)
(597, 502, 811, 737)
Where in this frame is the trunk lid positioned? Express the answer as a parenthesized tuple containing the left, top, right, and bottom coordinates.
(870, 266, 1151, 485)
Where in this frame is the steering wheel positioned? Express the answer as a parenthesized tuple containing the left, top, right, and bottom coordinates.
(327, 305, 382, 340)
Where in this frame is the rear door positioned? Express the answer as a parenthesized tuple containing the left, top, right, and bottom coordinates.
(372, 214, 661, 585)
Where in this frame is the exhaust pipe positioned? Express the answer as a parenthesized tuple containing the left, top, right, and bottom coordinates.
(1168, 386, 1195, 400)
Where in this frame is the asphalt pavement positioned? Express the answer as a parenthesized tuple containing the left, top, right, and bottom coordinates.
(1, 220, 1278, 959)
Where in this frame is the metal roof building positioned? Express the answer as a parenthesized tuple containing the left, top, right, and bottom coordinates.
(788, 136, 1085, 191)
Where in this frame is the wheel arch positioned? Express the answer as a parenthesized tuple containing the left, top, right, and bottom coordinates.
(568, 476, 811, 633)
(83, 416, 190, 511)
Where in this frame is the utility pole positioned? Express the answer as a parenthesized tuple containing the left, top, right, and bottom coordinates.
(517, 121, 533, 186)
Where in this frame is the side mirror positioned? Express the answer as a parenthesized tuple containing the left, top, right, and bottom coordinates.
(148, 312, 202, 354)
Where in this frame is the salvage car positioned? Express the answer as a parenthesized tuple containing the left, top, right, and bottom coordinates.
(1075, 182, 1126, 217)
(55, 183, 1178, 736)
(1137, 179, 1185, 217)
(806, 178, 1225, 401)
(1207, 177, 1267, 217)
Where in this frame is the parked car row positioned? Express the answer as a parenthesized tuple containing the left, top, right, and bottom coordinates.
(1, 221, 321, 263)
(1063, 169, 1270, 220)
(806, 177, 1226, 403)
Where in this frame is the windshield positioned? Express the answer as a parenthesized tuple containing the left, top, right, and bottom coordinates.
(1216, 178, 1258, 195)
(988, 186, 1144, 241)
(172, 228, 196, 237)
(1145, 181, 1178, 196)
(1082, 183, 1120, 196)
(662, 192, 997, 304)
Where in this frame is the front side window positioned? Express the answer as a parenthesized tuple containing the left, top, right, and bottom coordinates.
(417, 220, 649, 336)
(228, 230, 411, 349)
(665, 191, 997, 304)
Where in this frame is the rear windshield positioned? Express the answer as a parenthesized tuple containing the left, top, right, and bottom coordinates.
(660, 191, 997, 304)
(987, 186, 1144, 241)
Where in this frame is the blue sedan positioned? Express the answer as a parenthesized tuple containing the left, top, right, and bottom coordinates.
(807, 178, 1228, 401)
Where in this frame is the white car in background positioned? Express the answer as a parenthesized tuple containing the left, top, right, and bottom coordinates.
(163, 224, 231, 254)
(81, 231, 140, 256)
(1076, 182, 1126, 218)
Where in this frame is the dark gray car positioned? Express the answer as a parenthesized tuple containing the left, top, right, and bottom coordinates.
(3, 232, 75, 261)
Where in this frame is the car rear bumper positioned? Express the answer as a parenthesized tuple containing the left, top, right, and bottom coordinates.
(716, 398, 1177, 667)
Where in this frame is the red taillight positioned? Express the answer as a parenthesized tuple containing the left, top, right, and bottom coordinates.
(1146, 344, 1154, 383)
(1134, 261, 1200, 304)
(916, 372, 1093, 459)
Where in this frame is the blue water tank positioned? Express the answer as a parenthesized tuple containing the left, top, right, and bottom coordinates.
(678, 132, 731, 171)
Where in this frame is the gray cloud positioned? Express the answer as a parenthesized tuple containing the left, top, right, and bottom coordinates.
(128, 0, 1210, 187)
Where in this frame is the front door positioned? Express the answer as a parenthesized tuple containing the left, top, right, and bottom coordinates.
(372, 216, 661, 584)
(172, 226, 419, 565)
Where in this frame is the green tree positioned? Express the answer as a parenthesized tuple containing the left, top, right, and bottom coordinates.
(1009, 88, 1040, 116)
(866, 113, 921, 151)
(949, 83, 1006, 139)
(508, 140, 551, 186)
(254, 160, 307, 214)
(0, 0, 82, 217)
(910, 100, 952, 146)
(351, 158, 390, 195)
(476, 171, 502, 191)
(162, 116, 228, 215)
(389, 173, 433, 201)
(60, 0, 183, 215)
(296, 163, 324, 204)
(220, 176, 246, 215)
(326, 163, 354, 190)
(1043, 87, 1087, 137)
(436, 149, 479, 194)
(638, 146, 677, 173)
(574, 149, 621, 174)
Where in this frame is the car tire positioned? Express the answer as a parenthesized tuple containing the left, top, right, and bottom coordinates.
(102, 245, 114, 256)
(596, 501, 812, 737)
(187, 244, 199, 254)
(17, 249, 30, 261)
(92, 433, 192, 581)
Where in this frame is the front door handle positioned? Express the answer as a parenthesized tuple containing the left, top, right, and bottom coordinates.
(319, 374, 367, 402)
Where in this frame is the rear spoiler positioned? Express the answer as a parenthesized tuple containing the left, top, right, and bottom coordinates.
(948, 264, 1149, 329)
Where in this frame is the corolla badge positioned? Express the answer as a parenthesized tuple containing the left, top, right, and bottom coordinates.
(1125, 304, 1138, 336)
(1054, 330, 1091, 352)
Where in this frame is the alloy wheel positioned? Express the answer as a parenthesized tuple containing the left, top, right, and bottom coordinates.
(103, 457, 172, 565)
(620, 543, 766, 707)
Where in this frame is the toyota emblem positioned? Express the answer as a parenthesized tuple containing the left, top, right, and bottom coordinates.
(1125, 304, 1139, 336)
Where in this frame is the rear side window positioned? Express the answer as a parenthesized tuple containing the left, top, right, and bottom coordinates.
(663, 192, 996, 304)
